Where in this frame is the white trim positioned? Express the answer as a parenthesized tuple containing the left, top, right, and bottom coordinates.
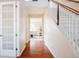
(15, 1, 20, 57)
(0, 4, 2, 56)
(18, 45, 26, 57)
(14, 1, 17, 57)
(44, 42, 56, 58)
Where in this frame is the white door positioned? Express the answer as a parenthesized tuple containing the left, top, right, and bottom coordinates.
(0, 2, 16, 57)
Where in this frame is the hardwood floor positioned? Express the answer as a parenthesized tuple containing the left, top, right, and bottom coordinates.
(18, 40, 54, 58)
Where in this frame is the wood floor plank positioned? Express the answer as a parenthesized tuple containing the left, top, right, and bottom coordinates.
(17, 40, 54, 58)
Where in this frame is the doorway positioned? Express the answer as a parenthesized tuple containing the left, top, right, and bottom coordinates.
(30, 16, 43, 41)
(29, 15, 44, 53)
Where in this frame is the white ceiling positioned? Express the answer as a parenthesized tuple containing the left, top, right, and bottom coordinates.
(24, 0, 48, 7)
(0, 0, 48, 15)
(0, 0, 48, 7)
(27, 7, 47, 15)
(24, 0, 48, 15)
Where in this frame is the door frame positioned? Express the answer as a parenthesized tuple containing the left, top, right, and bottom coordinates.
(29, 14, 44, 41)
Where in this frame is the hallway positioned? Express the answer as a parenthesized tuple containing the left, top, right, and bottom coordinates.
(18, 40, 53, 58)
(0, 0, 79, 58)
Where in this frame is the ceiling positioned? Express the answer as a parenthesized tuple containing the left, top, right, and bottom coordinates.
(27, 7, 47, 15)
(24, 0, 48, 7)
(0, 0, 48, 15)
(24, 0, 48, 15)
(0, 0, 48, 7)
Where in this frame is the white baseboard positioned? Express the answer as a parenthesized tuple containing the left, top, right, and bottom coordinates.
(17, 40, 30, 57)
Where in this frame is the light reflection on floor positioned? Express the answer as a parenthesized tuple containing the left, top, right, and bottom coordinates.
(30, 38, 44, 54)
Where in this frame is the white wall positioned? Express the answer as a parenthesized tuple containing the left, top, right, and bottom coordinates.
(44, 4, 77, 58)
(26, 14, 30, 43)
(19, 0, 27, 54)
(48, 1, 57, 24)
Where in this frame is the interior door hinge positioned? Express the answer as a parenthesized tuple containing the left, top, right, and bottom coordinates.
(16, 48, 18, 51)
(16, 5, 17, 8)
(16, 33, 17, 37)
